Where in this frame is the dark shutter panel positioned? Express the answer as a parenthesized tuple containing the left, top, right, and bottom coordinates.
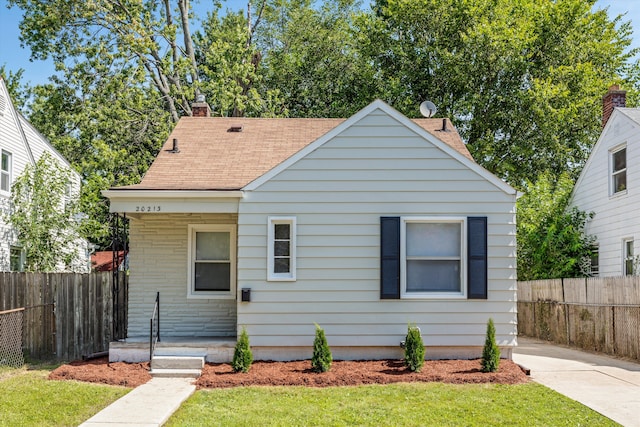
(467, 217, 488, 299)
(380, 217, 400, 299)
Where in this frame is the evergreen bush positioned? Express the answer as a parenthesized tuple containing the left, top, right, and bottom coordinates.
(232, 326, 253, 373)
(404, 324, 425, 372)
(311, 324, 332, 373)
(481, 318, 501, 373)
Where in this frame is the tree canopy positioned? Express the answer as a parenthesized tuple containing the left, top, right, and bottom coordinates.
(517, 171, 596, 280)
(5, 0, 639, 258)
(364, 0, 639, 186)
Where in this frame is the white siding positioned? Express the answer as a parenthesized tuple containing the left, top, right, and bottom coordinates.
(571, 111, 640, 276)
(127, 213, 238, 337)
(0, 80, 33, 270)
(0, 79, 86, 272)
(237, 110, 517, 352)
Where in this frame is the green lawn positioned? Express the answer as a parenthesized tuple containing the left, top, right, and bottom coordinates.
(0, 366, 620, 427)
(0, 366, 129, 427)
(167, 382, 619, 427)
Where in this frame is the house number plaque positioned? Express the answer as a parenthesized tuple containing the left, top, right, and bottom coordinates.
(135, 205, 162, 212)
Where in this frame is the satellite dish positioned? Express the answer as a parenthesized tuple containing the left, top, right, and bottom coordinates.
(419, 101, 437, 118)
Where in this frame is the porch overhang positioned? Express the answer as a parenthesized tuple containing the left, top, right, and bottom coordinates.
(102, 189, 244, 215)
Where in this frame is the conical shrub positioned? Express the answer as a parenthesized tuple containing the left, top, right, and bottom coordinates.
(481, 318, 501, 373)
(232, 326, 253, 373)
(404, 324, 425, 372)
(311, 324, 332, 373)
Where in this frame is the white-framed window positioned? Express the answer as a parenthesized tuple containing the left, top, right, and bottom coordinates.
(611, 145, 627, 195)
(267, 216, 296, 281)
(10, 246, 25, 272)
(1, 150, 11, 194)
(623, 238, 634, 276)
(400, 217, 466, 298)
(187, 224, 236, 299)
(589, 244, 599, 277)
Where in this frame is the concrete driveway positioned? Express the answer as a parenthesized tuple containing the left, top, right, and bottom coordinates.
(513, 337, 640, 427)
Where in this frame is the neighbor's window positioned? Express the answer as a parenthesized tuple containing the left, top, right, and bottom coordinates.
(188, 224, 236, 298)
(1, 150, 11, 193)
(10, 246, 25, 272)
(589, 245, 599, 277)
(624, 238, 634, 276)
(401, 217, 466, 298)
(267, 216, 296, 281)
(611, 146, 627, 194)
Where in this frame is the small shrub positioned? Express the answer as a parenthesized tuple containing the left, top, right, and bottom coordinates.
(311, 324, 332, 373)
(232, 327, 253, 373)
(481, 318, 501, 373)
(404, 324, 425, 372)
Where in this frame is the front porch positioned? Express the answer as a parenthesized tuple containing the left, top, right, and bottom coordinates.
(109, 336, 237, 363)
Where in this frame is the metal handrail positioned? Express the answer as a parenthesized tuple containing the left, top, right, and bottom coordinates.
(149, 292, 160, 361)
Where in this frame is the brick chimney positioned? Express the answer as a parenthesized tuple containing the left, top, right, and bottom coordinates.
(192, 94, 211, 117)
(602, 85, 626, 127)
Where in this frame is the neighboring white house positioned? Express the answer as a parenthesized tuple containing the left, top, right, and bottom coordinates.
(104, 99, 517, 362)
(0, 77, 88, 272)
(571, 85, 640, 277)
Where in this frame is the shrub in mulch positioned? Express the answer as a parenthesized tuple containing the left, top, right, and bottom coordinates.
(195, 359, 529, 389)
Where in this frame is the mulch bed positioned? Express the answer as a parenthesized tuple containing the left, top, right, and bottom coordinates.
(49, 357, 528, 389)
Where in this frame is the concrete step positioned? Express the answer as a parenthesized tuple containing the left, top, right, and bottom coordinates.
(149, 368, 202, 378)
(151, 355, 205, 370)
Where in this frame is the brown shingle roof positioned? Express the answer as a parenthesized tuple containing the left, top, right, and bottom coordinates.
(121, 116, 472, 191)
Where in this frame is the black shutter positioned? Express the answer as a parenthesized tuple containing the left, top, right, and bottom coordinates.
(467, 217, 488, 299)
(380, 217, 400, 299)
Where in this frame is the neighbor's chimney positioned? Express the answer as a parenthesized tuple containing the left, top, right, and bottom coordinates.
(602, 84, 626, 127)
(192, 93, 211, 117)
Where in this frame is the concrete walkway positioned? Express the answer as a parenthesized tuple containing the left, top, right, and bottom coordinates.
(79, 377, 195, 427)
(78, 339, 640, 426)
(513, 337, 640, 427)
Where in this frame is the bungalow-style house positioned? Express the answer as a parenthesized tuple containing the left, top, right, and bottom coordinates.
(104, 99, 517, 362)
(571, 86, 640, 276)
(0, 77, 88, 272)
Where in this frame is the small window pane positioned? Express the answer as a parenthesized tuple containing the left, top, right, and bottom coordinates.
(406, 222, 460, 257)
(275, 224, 290, 239)
(589, 246, 599, 276)
(1, 174, 8, 192)
(274, 258, 290, 273)
(626, 240, 634, 257)
(406, 260, 460, 292)
(274, 240, 290, 256)
(625, 259, 634, 276)
(10, 247, 24, 272)
(195, 263, 230, 291)
(1, 152, 8, 171)
(196, 232, 229, 261)
(613, 149, 626, 172)
(614, 172, 627, 193)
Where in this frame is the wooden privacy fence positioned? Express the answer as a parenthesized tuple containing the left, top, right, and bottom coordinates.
(0, 272, 127, 361)
(518, 277, 640, 361)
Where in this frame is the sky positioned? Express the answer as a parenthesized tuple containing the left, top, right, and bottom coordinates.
(0, 0, 639, 86)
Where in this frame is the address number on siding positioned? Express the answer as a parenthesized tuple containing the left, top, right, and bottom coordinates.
(135, 205, 162, 212)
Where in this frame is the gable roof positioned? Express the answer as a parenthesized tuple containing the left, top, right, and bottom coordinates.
(0, 77, 76, 174)
(571, 107, 640, 201)
(245, 100, 512, 194)
(616, 107, 640, 124)
(113, 100, 514, 195)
